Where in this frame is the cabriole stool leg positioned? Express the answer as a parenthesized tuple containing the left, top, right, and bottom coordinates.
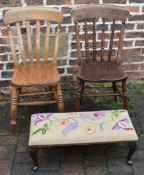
(127, 142, 137, 165)
(122, 79, 128, 110)
(29, 147, 39, 171)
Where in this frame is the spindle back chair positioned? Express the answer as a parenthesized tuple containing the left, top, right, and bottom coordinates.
(71, 5, 129, 111)
(4, 7, 64, 133)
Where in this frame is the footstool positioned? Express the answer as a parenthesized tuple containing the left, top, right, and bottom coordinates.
(29, 110, 138, 171)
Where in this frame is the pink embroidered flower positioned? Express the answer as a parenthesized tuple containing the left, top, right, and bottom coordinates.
(61, 119, 69, 126)
(94, 111, 107, 120)
(112, 118, 134, 132)
(86, 126, 96, 135)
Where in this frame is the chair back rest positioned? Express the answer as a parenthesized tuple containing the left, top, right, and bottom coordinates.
(71, 5, 129, 64)
(4, 7, 63, 66)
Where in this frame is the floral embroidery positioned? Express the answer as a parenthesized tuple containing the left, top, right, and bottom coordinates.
(32, 123, 50, 135)
(32, 113, 53, 126)
(79, 113, 88, 120)
(112, 118, 134, 132)
(94, 111, 107, 120)
(63, 121, 78, 136)
(31, 111, 135, 137)
(61, 119, 69, 126)
(111, 110, 126, 118)
(86, 126, 96, 135)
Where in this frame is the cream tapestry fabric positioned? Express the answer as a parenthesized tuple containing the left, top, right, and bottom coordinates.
(29, 110, 138, 146)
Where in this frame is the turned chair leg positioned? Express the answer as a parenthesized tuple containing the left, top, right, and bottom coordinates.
(127, 142, 137, 165)
(57, 82, 64, 112)
(122, 79, 128, 109)
(73, 80, 84, 112)
(80, 81, 85, 105)
(50, 85, 56, 101)
(112, 82, 117, 102)
(29, 147, 39, 171)
(11, 87, 19, 133)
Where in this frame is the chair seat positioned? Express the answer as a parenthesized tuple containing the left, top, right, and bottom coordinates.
(12, 63, 60, 86)
(29, 110, 138, 146)
(78, 61, 127, 82)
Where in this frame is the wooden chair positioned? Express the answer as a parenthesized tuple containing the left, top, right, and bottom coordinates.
(70, 5, 129, 111)
(4, 7, 64, 133)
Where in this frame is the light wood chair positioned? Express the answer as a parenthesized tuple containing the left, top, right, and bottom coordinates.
(70, 5, 129, 111)
(4, 7, 64, 133)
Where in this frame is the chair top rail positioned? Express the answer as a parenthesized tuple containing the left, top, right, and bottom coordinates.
(71, 4, 129, 22)
(4, 6, 63, 24)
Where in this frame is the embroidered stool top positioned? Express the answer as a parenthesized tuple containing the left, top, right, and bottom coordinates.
(29, 110, 138, 146)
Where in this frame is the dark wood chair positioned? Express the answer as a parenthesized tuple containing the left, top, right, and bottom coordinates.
(4, 7, 64, 133)
(70, 5, 129, 111)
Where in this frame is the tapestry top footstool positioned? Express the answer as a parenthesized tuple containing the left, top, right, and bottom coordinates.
(29, 110, 138, 146)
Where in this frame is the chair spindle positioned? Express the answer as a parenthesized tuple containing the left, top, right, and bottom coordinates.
(16, 22, 26, 64)
(44, 21, 51, 63)
(36, 20, 40, 63)
(75, 22, 82, 65)
(26, 21, 33, 63)
(108, 19, 115, 62)
(84, 21, 90, 63)
(53, 23, 61, 65)
(93, 18, 97, 61)
(101, 18, 105, 61)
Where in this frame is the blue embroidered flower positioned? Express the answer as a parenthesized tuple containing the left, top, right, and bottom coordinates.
(32, 113, 53, 126)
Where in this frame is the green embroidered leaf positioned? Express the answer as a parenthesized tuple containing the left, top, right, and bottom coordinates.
(99, 122, 105, 131)
(42, 128, 47, 135)
(32, 128, 43, 135)
(111, 111, 119, 118)
(44, 123, 48, 130)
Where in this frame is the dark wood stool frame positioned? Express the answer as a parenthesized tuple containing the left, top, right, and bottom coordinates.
(29, 142, 137, 171)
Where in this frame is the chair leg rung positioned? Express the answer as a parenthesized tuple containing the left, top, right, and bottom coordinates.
(19, 91, 53, 97)
(18, 100, 57, 106)
(83, 93, 119, 97)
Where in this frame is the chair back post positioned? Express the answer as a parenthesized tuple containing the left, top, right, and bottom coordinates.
(117, 20, 126, 61)
(7, 25, 19, 66)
